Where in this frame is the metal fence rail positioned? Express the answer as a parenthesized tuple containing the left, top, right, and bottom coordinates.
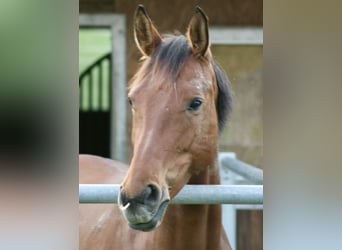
(79, 184, 263, 204)
(219, 155, 263, 185)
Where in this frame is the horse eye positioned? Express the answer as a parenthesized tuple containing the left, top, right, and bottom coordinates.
(187, 98, 203, 111)
(128, 98, 133, 106)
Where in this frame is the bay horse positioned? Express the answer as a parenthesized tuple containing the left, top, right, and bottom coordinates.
(80, 5, 232, 250)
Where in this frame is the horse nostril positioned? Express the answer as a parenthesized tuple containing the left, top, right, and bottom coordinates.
(134, 184, 160, 207)
(119, 191, 129, 207)
(144, 184, 160, 205)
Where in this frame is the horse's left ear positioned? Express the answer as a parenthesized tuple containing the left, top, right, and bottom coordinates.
(187, 6, 209, 57)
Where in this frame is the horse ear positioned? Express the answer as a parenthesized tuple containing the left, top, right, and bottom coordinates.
(187, 6, 209, 57)
(134, 5, 162, 56)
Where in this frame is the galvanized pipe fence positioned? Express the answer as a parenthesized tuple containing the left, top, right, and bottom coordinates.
(219, 155, 263, 185)
(79, 184, 263, 204)
(79, 155, 263, 205)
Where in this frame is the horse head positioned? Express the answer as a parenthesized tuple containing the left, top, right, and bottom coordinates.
(118, 5, 231, 231)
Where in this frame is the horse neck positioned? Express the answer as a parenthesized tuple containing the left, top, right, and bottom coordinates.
(160, 157, 223, 250)
(188, 157, 220, 185)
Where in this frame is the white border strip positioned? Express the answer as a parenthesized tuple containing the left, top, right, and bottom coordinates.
(210, 26, 263, 45)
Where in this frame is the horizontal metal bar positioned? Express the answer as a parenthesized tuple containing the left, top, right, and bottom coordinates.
(219, 154, 263, 184)
(79, 184, 263, 204)
(233, 204, 264, 210)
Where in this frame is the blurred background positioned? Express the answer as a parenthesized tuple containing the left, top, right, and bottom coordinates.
(1, 0, 341, 249)
(79, 1, 263, 249)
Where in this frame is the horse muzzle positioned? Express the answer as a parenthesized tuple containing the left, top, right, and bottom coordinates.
(118, 184, 170, 232)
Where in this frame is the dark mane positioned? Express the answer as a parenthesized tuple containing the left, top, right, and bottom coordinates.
(212, 59, 232, 132)
(149, 34, 232, 133)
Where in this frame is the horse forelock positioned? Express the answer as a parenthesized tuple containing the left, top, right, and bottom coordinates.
(150, 35, 190, 80)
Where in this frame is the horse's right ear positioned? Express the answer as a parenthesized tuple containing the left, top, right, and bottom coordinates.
(134, 5, 162, 57)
